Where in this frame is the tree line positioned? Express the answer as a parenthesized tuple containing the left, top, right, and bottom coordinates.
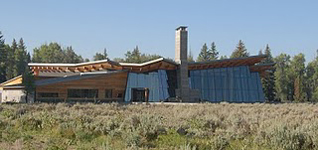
(1, 31, 318, 102)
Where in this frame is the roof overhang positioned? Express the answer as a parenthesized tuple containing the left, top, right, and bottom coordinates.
(29, 57, 178, 75)
(250, 63, 275, 77)
(188, 55, 267, 70)
(120, 58, 177, 72)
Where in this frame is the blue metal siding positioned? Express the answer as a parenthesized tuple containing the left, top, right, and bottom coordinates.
(125, 70, 170, 102)
(189, 66, 265, 103)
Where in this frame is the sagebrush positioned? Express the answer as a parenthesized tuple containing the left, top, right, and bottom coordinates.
(1, 103, 318, 150)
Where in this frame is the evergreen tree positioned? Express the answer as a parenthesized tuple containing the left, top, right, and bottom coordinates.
(231, 40, 249, 58)
(197, 43, 210, 62)
(6, 39, 17, 79)
(124, 46, 161, 63)
(306, 51, 318, 101)
(14, 38, 28, 76)
(62, 46, 84, 63)
(113, 58, 125, 62)
(0, 32, 7, 82)
(209, 42, 219, 60)
(84, 58, 90, 62)
(261, 45, 276, 102)
(220, 55, 228, 59)
(274, 53, 291, 102)
(125, 46, 141, 63)
(93, 48, 108, 61)
(258, 49, 263, 55)
(22, 68, 35, 103)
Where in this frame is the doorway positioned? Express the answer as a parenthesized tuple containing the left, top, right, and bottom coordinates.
(131, 88, 149, 102)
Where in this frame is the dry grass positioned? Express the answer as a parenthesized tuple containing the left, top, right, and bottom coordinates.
(0, 102, 318, 149)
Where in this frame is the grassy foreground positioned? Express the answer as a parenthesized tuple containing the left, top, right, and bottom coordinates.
(1, 103, 318, 150)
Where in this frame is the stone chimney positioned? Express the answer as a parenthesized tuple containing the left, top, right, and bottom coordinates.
(175, 26, 191, 101)
(175, 26, 188, 64)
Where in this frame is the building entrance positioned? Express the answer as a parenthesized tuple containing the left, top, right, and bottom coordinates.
(131, 88, 149, 102)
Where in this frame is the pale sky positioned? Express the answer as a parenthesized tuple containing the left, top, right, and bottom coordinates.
(1, 0, 317, 62)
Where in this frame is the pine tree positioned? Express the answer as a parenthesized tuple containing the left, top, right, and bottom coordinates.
(0, 31, 7, 82)
(220, 55, 228, 59)
(103, 48, 108, 59)
(209, 42, 219, 60)
(261, 45, 276, 102)
(231, 40, 249, 58)
(22, 67, 35, 103)
(14, 38, 28, 76)
(93, 48, 108, 61)
(84, 58, 90, 62)
(258, 49, 263, 55)
(6, 39, 17, 79)
(62, 46, 84, 63)
(125, 46, 142, 63)
(197, 43, 210, 62)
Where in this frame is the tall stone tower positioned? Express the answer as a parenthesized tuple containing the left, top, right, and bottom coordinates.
(175, 26, 193, 102)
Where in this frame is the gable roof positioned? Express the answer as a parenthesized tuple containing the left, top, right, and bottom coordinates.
(0, 75, 23, 87)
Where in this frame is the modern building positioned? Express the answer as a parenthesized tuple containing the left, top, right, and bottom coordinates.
(0, 26, 273, 103)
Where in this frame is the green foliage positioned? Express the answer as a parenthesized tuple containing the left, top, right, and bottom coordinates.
(32, 43, 84, 63)
(231, 40, 249, 58)
(32, 42, 64, 63)
(6, 39, 16, 79)
(290, 53, 306, 102)
(274, 53, 291, 102)
(93, 48, 108, 61)
(62, 46, 84, 63)
(14, 38, 30, 76)
(0, 31, 7, 82)
(197, 43, 209, 62)
(209, 42, 219, 60)
(124, 46, 162, 63)
(260, 45, 276, 102)
(219, 55, 228, 59)
(22, 68, 35, 103)
(197, 42, 219, 62)
(2, 103, 318, 149)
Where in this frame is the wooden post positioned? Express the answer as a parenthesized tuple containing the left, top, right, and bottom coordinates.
(145, 88, 149, 103)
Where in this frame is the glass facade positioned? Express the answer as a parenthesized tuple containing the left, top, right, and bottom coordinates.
(189, 66, 265, 103)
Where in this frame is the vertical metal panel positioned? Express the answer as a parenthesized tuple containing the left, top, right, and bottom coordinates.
(124, 70, 170, 102)
(189, 66, 265, 103)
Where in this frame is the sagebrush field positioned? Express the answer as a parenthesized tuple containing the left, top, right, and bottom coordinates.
(1, 103, 318, 150)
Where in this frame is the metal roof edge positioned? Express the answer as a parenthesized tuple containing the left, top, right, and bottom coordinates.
(188, 55, 267, 65)
(28, 59, 111, 67)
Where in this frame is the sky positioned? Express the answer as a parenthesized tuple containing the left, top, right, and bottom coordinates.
(1, 0, 318, 62)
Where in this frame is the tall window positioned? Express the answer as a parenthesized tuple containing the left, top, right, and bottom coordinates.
(105, 89, 112, 98)
(67, 89, 98, 98)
